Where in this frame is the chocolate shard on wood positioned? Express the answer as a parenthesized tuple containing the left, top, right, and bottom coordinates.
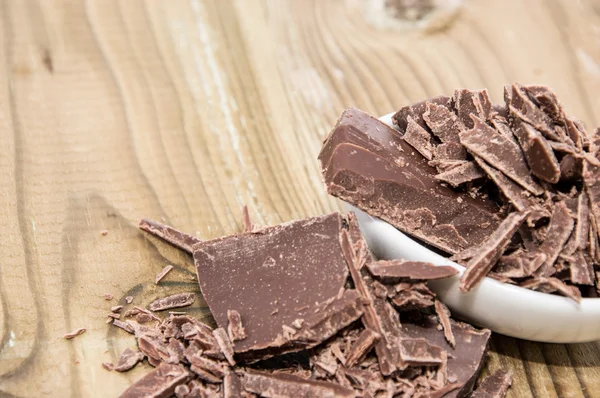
(192, 212, 355, 362)
(402, 315, 491, 398)
(393, 96, 451, 132)
(149, 293, 196, 312)
(155, 265, 174, 284)
(434, 300, 455, 348)
(471, 370, 513, 398)
(366, 259, 458, 281)
(239, 369, 355, 398)
(474, 157, 531, 212)
(64, 327, 86, 340)
(423, 101, 462, 143)
(460, 211, 529, 292)
(535, 201, 575, 277)
(227, 309, 247, 342)
(139, 219, 202, 254)
(511, 119, 560, 183)
(344, 329, 380, 367)
(435, 161, 485, 188)
(404, 116, 435, 160)
(319, 108, 501, 254)
(119, 363, 191, 398)
(459, 116, 543, 195)
(520, 277, 582, 302)
(114, 348, 144, 372)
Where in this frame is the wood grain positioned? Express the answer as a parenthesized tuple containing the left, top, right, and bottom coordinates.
(0, 0, 598, 396)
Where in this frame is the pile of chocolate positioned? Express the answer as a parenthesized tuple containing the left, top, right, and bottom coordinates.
(107, 213, 510, 397)
(319, 84, 600, 301)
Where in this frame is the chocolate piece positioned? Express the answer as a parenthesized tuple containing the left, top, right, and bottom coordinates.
(471, 370, 513, 398)
(114, 348, 144, 372)
(435, 161, 485, 188)
(125, 296, 134, 304)
(149, 293, 196, 312)
(345, 329, 380, 367)
(64, 327, 86, 340)
(460, 211, 529, 292)
(520, 277, 581, 302)
(535, 202, 575, 277)
(459, 116, 543, 195)
(391, 286, 435, 310)
(404, 116, 435, 160)
(139, 219, 202, 254)
(507, 84, 561, 142)
(453, 88, 493, 129)
(155, 265, 174, 284)
(434, 300, 455, 348)
(113, 320, 134, 334)
(402, 315, 491, 398)
(104, 293, 113, 301)
(393, 96, 451, 132)
(366, 259, 458, 281)
(511, 119, 560, 183)
(111, 305, 123, 313)
(494, 250, 546, 278)
(213, 328, 236, 366)
(423, 101, 462, 143)
(474, 157, 531, 211)
(192, 213, 351, 360)
(399, 338, 444, 366)
(120, 363, 191, 398)
(174, 384, 190, 398)
(102, 362, 114, 371)
(239, 369, 355, 398)
(189, 354, 224, 379)
(434, 142, 467, 160)
(224, 370, 243, 398)
(227, 310, 247, 342)
(570, 251, 594, 286)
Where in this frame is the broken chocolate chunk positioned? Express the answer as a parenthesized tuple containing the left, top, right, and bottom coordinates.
(148, 293, 196, 312)
(155, 265, 174, 284)
(239, 369, 355, 398)
(139, 219, 202, 254)
(404, 116, 435, 160)
(453, 88, 493, 129)
(114, 348, 144, 372)
(460, 211, 529, 292)
(119, 363, 191, 398)
(393, 96, 451, 133)
(399, 338, 444, 366)
(435, 161, 486, 188)
(511, 119, 560, 183)
(535, 201, 575, 277)
(434, 300, 455, 348)
(213, 327, 236, 366)
(423, 101, 462, 143)
(63, 328, 86, 340)
(344, 329, 380, 367)
(366, 259, 458, 281)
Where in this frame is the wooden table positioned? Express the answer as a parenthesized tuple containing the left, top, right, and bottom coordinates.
(0, 0, 599, 396)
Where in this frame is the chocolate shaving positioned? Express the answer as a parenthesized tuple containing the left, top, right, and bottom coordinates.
(511, 119, 561, 183)
(494, 249, 546, 278)
(535, 201, 575, 277)
(471, 370, 513, 398)
(155, 265, 174, 284)
(453, 88, 493, 129)
(104, 293, 113, 301)
(113, 320, 134, 334)
(434, 300, 455, 348)
(213, 327, 236, 366)
(139, 219, 202, 254)
(404, 116, 435, 160)
(459, 116, 543, 195)
(224, 369, 243, 398)
(227, 309, 247, 342)
(474, 157, 531, 211)
(241, 205, 254, 233)
(102, 362, 114, 371)
(366, 259, 458, 281)
(393, 96, 451, 132)
(435, 161, 486, 188)
(434, 142, 467, 160)
(423, 101, 462, 143)
(239, 369, 355, 398)
(114, 348, 144, 372)
(149, 293, 196, 312)
(119, 363, 191, 398)
(111, 305, 123, 313)
(125, 296, 134, 304)
(345, 329, 380, 367)
(460, 211, 529, 292)
(520, 277, 582, 302)
(63, 328, 86, 340)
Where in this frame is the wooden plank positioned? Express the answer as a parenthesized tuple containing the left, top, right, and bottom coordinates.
(0, 0, 598, 397)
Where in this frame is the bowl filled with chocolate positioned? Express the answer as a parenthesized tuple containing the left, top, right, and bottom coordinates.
(319, 84, 600, 343)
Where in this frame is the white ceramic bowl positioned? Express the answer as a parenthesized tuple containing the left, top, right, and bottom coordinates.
(345, 113, 600, 343)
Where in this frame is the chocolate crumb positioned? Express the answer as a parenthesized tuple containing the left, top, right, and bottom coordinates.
(102, 362, 114, 371)
(111, 305, 123, 313)
(64, 328, 86, 340)
(155, 265, 175, 284)
(104, 293, 113, 301)
(125, 296, 134, 304)
(101, 230, 108, 236)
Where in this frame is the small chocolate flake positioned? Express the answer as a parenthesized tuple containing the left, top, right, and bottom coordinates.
(520, 277, 582, 302)
(399, 338, 444, 366)
(434, 300, 455, 348)
(190, 365, 222, 384)
(512, 119, 560, 183)
(174, 384, 190, 398)
(104, 293, 113, 301)
(110, 305, 123, 313)
(474, 156, 531, 212)
(423, 101, 462, 143)
(114, 348, 144, 372)
(112, 320, 134, 334)
(345, 329, 380, 367)
(64, 328, 86, 340)
(227, 309, 247, 342)
(404, 116, 435, 160)
(535, 201, 575, 277)
(367, 259, 458, 281)
(460, 211, 529, 292)
(435, 161, 486, 188)
(471, 370, 513, 398)
(213, 327, 236, 366)
(102, 362, 114, 371)
(125, 296, 134, 304)
(155, 265, 174, 284)
(101, 229, 108, 236)
(242, 204, 254, 233)
(139, 219, 202, 254)
(105, 317, 114, 324)
(119, 363, 191, 398)
(224, 369, 243, 398)
(149, 293, 195, 312)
